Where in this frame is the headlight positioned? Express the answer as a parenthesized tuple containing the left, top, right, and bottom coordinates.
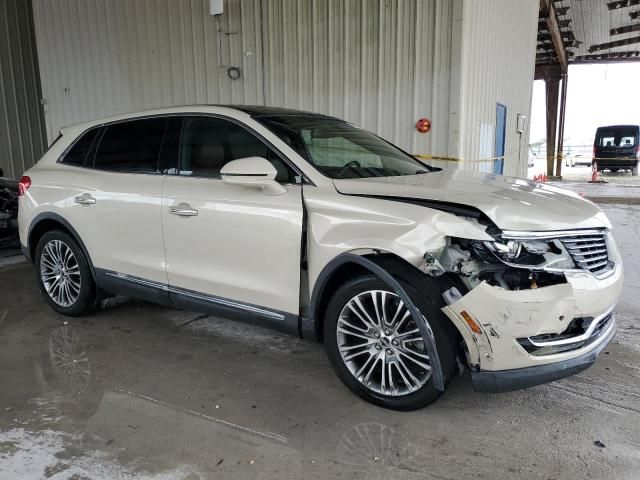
(477, 239, 574, 270)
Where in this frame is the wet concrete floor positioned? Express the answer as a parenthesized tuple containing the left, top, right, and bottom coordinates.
(0, 204, 639, 479)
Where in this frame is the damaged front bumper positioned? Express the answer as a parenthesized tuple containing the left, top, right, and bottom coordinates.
(441, 260, 623, 393)
(471, 314, 615, 392)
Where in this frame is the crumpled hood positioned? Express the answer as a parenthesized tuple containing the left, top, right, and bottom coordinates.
(333, 169, 611, 232)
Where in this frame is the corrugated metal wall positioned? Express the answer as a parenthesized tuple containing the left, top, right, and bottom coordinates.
(32, 0, 453, 158)
(30, 0, 538, 174)
(260, 0, 453, 156)
(454, 0, 538, 177)
(32, 0, 266, 142)
(0, 0, 47, 177)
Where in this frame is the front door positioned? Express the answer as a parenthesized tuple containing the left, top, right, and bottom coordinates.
(494, 103, 507, 175)
(161, 116, 304, 317)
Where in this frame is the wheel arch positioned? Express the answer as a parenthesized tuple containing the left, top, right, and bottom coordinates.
(27, 212, 97, 283)
(310, 251, 462, 392)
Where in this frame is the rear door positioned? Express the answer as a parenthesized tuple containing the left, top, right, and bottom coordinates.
(64, 117, 169, 285)
(161, 115, 303, 317)
(595, 126, 640, 162)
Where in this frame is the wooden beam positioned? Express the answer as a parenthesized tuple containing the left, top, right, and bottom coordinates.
(540, 0, 568, 72)
(545, 77, 560, 177)
(556, 74, 568, 178)
(534, 63, 562, 81)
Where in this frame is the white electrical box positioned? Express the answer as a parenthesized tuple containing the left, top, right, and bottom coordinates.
(516, 114, 527, 133)
(210, 0, 223, 16)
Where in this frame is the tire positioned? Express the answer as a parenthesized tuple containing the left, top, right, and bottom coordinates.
(611, 168, 619, 173)
(35, 230, 96, 316)
(323, 276, 457, 410)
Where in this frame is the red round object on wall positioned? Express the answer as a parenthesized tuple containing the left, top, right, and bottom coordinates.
(416, 118, 431, 133)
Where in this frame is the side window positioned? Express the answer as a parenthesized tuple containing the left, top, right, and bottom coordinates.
(93, 118, 168, 173)
(62, 128, 100, 166)
(179, 117, 295, 182)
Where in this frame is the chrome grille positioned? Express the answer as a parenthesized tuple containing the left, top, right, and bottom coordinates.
(560, 233, 610, 273)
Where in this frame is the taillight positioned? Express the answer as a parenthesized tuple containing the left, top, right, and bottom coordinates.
(18, 175, 31, 196)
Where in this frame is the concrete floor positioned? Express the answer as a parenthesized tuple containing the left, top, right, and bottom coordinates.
(1, 205, 639, 479)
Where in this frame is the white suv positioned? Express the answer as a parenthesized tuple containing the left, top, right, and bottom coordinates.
(18, 106, 623, 410)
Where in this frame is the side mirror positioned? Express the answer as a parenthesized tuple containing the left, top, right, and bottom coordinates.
(220, 157, 286, 196)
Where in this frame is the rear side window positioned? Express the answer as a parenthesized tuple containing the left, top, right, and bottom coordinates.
(596, 127, 639, 148)
(93, 118, 168, 173)
(62, 128, 99, 166)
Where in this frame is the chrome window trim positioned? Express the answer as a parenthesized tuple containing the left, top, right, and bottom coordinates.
(56, 111, 312, 185)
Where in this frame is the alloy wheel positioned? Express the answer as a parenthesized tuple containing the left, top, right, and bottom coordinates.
(40, 239, 81, 307)
(336, 290, 431, 396)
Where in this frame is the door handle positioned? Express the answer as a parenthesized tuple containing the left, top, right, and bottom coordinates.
(74, 193, 96, 205)
(169, 203, 198, 217)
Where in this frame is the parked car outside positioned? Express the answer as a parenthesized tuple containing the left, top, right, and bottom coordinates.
(18, 106, 623, 410)
(569, 153, 593, 168)
(594, 125, 640, 175)
(0, 170, 19, 249)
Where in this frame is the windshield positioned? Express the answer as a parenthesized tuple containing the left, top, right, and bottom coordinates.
(596, 126, 638, 148)
(256, 115, 432, 179)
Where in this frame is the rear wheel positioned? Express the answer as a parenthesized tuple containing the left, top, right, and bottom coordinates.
(324, 276, 457, 410)
(35, 231, 96, 316)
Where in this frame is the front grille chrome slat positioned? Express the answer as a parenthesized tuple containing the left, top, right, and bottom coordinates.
(562, 236, 606, 244)
(559, 232, 612, 275)
(568, 248, 607, 257)
(564, 242, 606, 250)
(574, 253, 609, 263)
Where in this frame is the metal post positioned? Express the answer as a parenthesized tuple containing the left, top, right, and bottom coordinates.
(556, 73, 568, 178)
(545, 76, 560, 177)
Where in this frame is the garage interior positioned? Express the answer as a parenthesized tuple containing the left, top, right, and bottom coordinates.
(1, 1, 640, 479)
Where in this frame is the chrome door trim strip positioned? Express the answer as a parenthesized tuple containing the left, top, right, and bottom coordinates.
(168, 285, 285, 321)
(105, 271, 169, 291)
(104, 271, 285, 321)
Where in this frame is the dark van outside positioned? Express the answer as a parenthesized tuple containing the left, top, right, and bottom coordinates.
(593, 125, 640, 175)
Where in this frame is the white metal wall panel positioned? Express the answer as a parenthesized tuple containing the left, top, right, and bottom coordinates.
(261, 0, 453, 156)
(32, 0, 265, 142)
(454, 0, 538, 177)
(32, 0, 453, 158)
(0, 0, 47, 177)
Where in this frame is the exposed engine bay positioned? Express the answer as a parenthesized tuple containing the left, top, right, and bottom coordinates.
(421, 235, 574, 292)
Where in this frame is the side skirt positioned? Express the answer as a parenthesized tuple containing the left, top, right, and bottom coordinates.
(95, 269, 300, 337)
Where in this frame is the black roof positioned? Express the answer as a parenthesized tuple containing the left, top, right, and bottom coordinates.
(226, 105, 338, 119)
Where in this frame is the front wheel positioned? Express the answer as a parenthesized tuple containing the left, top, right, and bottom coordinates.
(324, 276, 457, 410)
(35, 230, 96, 316)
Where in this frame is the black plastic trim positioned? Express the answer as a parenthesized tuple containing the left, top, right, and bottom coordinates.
(471, 321, 615, 393)
(310, 252, 445, 391)
(26, 213, 97, 283)
(94, 269, 300, 337)
(21, 243, 30, 262)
